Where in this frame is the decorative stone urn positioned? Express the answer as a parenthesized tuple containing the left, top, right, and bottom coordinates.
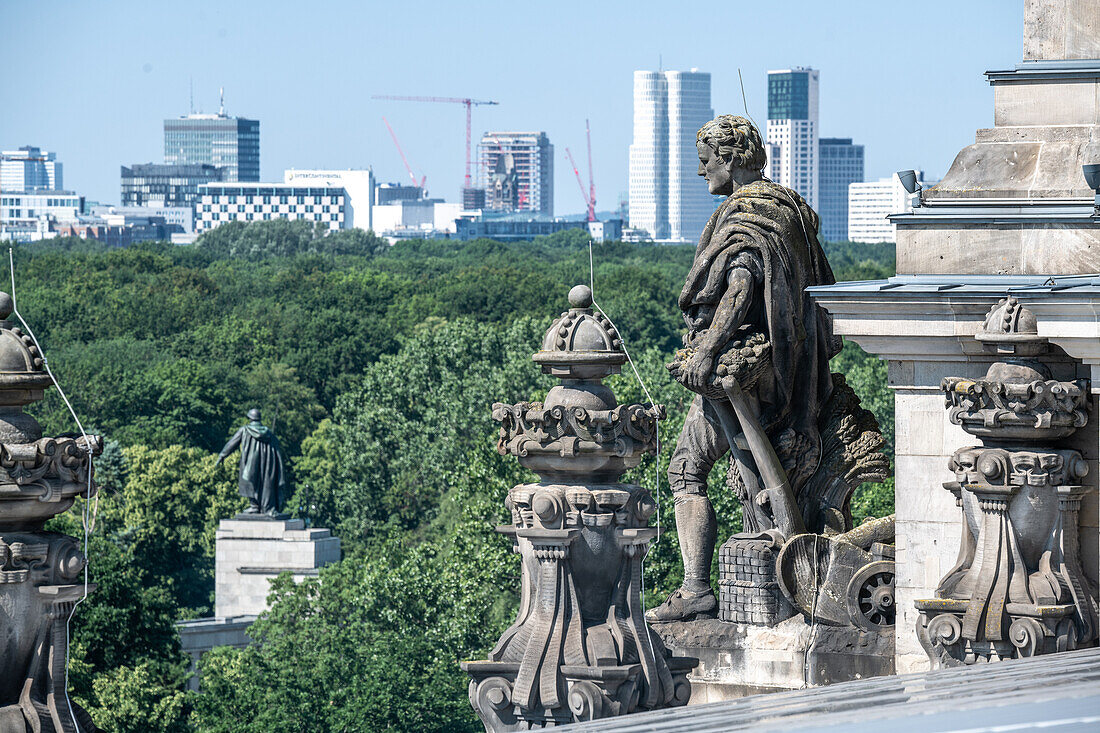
(916, 297, 1096, 667)
(0, 292, 102, 733)
(462, 285, 695, 731)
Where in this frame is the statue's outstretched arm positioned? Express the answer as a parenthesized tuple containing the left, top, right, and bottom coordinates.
(215, 429, 244, 464)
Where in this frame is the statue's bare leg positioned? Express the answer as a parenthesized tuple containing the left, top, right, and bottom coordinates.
(646, 396, 726, 622)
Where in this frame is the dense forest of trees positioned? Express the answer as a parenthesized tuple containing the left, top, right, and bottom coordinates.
(20, 221, 895, 731)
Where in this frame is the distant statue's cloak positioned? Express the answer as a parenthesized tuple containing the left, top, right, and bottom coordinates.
(218, 422, 287, 513)
(679, 179, 838, 491)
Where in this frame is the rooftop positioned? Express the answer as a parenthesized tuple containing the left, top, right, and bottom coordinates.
(560, 646, 1100, 732)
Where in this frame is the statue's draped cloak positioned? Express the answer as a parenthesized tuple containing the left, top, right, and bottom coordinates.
(224, 423, 287, 511)
(679, 179, 838, 478)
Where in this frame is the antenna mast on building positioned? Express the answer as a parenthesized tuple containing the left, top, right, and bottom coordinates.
(189, 77, 194, 114)
(219, 87, 225, 116)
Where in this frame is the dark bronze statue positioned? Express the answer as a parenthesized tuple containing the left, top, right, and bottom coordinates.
(649, 115, 851, 623)
(216, 408, 288, 517)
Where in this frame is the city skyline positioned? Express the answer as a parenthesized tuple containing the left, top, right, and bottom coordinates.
(3, 0, 1018, 217)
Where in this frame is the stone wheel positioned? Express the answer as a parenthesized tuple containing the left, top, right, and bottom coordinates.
(846, 560, 895, 630)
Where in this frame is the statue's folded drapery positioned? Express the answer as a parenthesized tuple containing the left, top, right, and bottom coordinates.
(678, 179, 839, 490)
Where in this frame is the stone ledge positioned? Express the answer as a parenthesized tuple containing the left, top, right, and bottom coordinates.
(651, 616, 894, 703)
(238, 566, 321, 576)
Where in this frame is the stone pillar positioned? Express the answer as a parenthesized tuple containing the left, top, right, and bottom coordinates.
(0, 292, 102, 733)
(461, 285, 695, 731)
(1024, 0, 1100, 61)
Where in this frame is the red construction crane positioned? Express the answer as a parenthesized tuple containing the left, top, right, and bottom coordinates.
(585, 119, 597, 222)
(381, 116, 426, 190)
(565, 147, 593, 219)
(372, 95, 499, 191)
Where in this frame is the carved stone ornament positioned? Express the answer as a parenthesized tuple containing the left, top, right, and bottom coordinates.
(462, 286, 695, 731)
(0, 291, 103, 733)
(916, 297, 1097, 668)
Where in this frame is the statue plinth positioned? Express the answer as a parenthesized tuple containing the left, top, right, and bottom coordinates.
(462, 286, 695, 731)
(177, 516, 341, 690)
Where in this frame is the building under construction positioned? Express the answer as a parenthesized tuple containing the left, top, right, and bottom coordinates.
(477, 131, 553, 217)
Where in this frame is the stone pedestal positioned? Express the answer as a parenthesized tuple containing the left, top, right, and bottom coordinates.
(214, 516, 340, 618)
(653, 617, 894, 703)
(177, 516, 340, 689)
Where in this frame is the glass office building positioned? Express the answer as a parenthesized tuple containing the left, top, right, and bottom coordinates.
(164, 115, 260, 182)
(818, 138, 864, 243)
(628, 69, 715, 242)
(121, 163, 225, 207)
(766, 67, 820, 209)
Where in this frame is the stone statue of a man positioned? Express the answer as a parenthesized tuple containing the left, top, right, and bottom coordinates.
(216, 408, 288, 517)
(648, 115, 840, 622)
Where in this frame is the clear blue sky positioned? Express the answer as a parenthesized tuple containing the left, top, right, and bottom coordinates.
(3, 0, 1020, 215)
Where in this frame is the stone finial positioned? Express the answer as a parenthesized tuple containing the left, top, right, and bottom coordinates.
(917, 301, 1097, 667)
(0, 292, 102, 732)
(976, 297, 1046, 358)
(534, 284, 626, 381)
(466, 287, 692, 729)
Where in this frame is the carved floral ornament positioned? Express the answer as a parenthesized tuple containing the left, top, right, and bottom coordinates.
(943, 376, 1088, 439)
(0, 436, 100, 500)
(493, 402, 662, 458)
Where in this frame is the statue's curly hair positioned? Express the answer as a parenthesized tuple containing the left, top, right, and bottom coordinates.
(696, 115, 767, 172)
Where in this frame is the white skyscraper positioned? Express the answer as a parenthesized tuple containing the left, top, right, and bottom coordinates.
(628, 71, 668, 240)
(628, 69, 714, 242)
(765, 68, 820, 210)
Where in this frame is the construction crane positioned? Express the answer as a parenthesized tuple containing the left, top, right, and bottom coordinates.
(372, 95, 498, 192)
(381, 116, 426, 190)
(584, 119, 596, 222)
(565, 120, 597, 222)
(565, 148, 592, 219)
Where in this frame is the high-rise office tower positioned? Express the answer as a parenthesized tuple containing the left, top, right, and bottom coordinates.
(766, 68, 820, 210)
(818, 137, 864, 242)
(164, 95, 259, 182)
(628, 69, 714, 242)
(478, 132, 553, 217)
(628, 71, 669, 239)
(1, 146, 63, 191)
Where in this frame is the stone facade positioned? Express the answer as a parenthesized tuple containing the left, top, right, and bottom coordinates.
(810, 0, 1100, 674)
